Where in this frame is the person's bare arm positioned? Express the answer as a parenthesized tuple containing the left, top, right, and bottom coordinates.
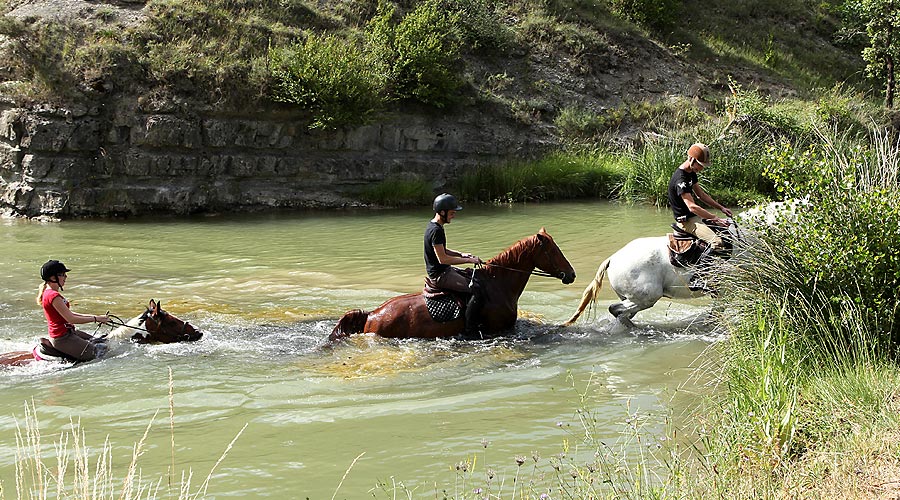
(51, 297, 109, 324)
(434, 245, 481, 265)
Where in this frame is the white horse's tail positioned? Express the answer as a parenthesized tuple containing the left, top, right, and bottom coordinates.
(563, 256, 611, 326)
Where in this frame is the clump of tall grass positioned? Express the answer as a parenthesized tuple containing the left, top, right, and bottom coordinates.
(455, 150, 626, 203)
(2, 369, 246, 500)
(619, 137, 774, 207)
(359, 177, 433, 206)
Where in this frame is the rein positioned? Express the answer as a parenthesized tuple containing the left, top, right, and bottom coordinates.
(482, 262, 557, 278)
(106, 313, 152, 333)
(481, 238, 563, 279)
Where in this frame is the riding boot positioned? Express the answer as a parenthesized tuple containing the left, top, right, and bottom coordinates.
(463, 288, 485, 339)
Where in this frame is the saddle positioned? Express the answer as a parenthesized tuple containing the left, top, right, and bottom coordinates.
(422, 281, 467, 323)
(32, 335, 108, 364)
(667, 224, 711, 268)
(33, 338, 77, 363)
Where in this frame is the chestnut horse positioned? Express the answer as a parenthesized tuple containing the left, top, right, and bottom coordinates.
(329, 228, 576, 341)
(0, 299, 203, 368)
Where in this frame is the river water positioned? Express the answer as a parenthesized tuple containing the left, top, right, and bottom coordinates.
(0, 201, 718, 498)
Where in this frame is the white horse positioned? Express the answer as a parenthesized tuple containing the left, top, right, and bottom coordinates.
(564, 223, 739, 328)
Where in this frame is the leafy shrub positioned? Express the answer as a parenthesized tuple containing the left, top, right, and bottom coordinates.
(608, 0, 679, 32)
(758, 131, 900, 351)
(554, 106, 614, 138)
(446, 0, 515, 54)
(725, 80, 810, 140)
(367, 0, 464, 108)
(269, 33, 387, 129)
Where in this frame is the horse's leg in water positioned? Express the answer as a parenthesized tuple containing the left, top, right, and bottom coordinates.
(608, 300, 640, 328)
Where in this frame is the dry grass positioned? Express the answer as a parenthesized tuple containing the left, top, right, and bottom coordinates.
(1, 370, 246, 500)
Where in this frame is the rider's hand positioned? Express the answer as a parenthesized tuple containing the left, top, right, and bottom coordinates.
(95, 315, 110, 324)
(722, 207, 734, 217)
(471, 256, 483, 264)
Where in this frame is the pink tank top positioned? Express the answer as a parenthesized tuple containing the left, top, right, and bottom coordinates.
(42, 288, 73, 338)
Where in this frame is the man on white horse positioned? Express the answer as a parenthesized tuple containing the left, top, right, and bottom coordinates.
(667, 143, 734, 250)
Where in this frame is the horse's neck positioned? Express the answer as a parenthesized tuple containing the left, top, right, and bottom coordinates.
(486, 243, 535, 298)
(108, 314, 144, 340)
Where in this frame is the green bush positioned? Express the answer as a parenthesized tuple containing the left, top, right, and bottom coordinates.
(758, 133, 900, 349)
(554, 106, 618, 138)
(269, 33, 387, 129)
(446, 0, 515, 54)
(725, 80, 810, 140)
(608, 0, 679, 32)
(368, 0, 464, 108)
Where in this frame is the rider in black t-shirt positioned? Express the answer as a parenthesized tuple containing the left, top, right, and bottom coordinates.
(425, 193, 485, 335)
(667, 143, 733, 250)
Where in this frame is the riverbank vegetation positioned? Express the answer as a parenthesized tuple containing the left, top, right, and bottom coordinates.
(456, 81, 887, 209)
(687, 127, 900, 497)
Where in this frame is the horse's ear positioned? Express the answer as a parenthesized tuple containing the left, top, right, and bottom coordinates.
(539, 227, 547, 234)
(149, 299, 158, 314)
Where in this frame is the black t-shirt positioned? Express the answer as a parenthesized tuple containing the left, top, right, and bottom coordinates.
(668, 168, 698, 220)
(424, 221, 449, 278)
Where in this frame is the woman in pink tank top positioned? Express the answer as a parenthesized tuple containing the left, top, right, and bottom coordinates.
(38, 260, 111, 362)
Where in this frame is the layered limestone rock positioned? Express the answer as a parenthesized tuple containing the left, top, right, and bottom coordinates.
(0, 100, 548, 218)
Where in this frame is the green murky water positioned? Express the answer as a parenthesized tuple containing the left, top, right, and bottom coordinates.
(0, 201, 717, 497)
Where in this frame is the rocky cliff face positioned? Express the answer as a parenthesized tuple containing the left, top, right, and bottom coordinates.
(0, 98, 550, 218)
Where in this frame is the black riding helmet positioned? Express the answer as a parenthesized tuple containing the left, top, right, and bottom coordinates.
(433, 193, 463, 213)
(40, 259, 71, 282)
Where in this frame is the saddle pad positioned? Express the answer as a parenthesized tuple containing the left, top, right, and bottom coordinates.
(667, 233, 695, 254)
(667, 234, 708, 268)
(424, 295, 463, 323)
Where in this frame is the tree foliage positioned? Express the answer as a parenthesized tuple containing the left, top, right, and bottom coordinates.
(841, 0, 900, 107)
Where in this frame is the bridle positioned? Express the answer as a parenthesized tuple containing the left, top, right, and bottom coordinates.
(141, 310, 195, 340)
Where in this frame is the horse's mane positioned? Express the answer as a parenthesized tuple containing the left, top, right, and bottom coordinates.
(488, 234, 538, 270)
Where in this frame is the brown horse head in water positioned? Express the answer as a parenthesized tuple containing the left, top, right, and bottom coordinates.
(0, 299, 202, 367)
(128, 299, 203, 344)
(329, 228, 576, 341)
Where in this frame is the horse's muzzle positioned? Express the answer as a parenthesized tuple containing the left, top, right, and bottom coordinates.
(560, 272, 576, 284)
(183, 328, 203, 341)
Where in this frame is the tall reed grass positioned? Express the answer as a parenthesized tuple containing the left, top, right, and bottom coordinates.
(2, 369, 246, 500)
(455, 150, 626, 204)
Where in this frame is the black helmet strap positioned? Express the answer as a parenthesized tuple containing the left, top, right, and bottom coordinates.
(49, 274, 64, 291)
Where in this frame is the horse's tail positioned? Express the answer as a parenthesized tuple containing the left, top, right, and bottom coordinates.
(563, 256, 610, 326)
(329, 309, 369, 341)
